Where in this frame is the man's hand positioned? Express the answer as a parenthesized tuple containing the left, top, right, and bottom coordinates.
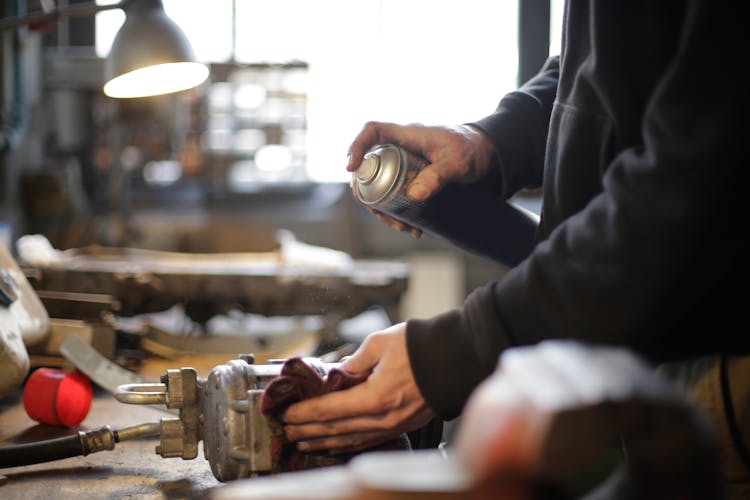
(347, 121, 496, 238)
(281, 323, 436, 454)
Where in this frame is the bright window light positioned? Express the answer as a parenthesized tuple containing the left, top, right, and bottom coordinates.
(234, 84, 267, 110)
(97, 0, 519, 183)
(255, 145, 293, 172)
(550, 0, 565, 56)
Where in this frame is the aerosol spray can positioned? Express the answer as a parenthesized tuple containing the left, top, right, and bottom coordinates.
(352, 144, 538, 268)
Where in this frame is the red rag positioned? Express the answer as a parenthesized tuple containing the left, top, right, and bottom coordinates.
(260, 357, 410, 473)
(260, 357, 366, 417)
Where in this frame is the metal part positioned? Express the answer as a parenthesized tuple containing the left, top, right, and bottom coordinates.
(158, 418, 188, 458)
(33, 289, 120, 322)
(118, 368, 201, 460)
(352, 143, 540, 268)
(78, 426, 116, 455)
(60, 334, 173, 414)
(115, 356, 339, 481)
(22, 245, 408, 321)
(203, 359, 263, 479)
(354, 145, 407, 205)
(113, 422, 161, 442)
(116, 383, 168, 405)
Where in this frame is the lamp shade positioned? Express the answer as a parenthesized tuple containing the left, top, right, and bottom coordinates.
(103, 0, 209, 98)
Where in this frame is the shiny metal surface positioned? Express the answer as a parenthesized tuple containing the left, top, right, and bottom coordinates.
(113, 421, 161, 442)
(115, 356, 339, 481)
(353, 144, 407, 205)
(115, 383, 168, 405)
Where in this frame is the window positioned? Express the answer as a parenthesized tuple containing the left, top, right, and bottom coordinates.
(96, 1, 519, 184)
(550, 0, 565, 56)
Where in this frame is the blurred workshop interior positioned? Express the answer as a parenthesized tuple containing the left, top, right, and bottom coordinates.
(0, 0, 556, 328)
(0, 1, 672, 499)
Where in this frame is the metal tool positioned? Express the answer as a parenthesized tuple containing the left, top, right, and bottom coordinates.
(22, 242, 409, 352)
(60, 333, 149, 393)
(352, 144, 539, 268)
(115, 355, 334, 481)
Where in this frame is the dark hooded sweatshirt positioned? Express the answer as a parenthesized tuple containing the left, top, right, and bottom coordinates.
(406, 0, 748, 421)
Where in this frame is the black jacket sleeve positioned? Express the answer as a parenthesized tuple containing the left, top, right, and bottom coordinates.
(407, 2, 747, 421)
(472, 55, 559, 198)
(406, 57, 560, 420)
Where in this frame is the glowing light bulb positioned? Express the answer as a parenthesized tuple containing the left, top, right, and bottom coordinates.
(103, 62, 209, 98)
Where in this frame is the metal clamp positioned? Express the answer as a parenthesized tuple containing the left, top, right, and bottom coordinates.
(115, 383, 168, 405)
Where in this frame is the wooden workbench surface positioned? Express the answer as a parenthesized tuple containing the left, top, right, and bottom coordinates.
(0, 385, 223, 499)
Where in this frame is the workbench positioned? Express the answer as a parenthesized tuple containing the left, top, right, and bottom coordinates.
(0, 385, 220, 499)
(0, 321, 327, 500)
(0, 240, 417, 498)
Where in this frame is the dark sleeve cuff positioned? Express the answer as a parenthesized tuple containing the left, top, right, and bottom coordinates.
(405, 283, 514, 420)
(469, 56, 559, 197)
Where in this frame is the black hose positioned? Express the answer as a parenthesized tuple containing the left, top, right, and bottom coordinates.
(0, 423, 157, 469)
(0, 433, 84, 468)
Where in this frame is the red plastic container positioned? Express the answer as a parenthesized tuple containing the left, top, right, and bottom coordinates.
(23, 368, 93, 427)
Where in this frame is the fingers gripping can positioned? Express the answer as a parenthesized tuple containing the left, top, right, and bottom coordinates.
(352, 144, 539, 268)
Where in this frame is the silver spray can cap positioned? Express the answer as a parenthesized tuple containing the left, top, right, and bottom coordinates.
(353, 144, 404, 206)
